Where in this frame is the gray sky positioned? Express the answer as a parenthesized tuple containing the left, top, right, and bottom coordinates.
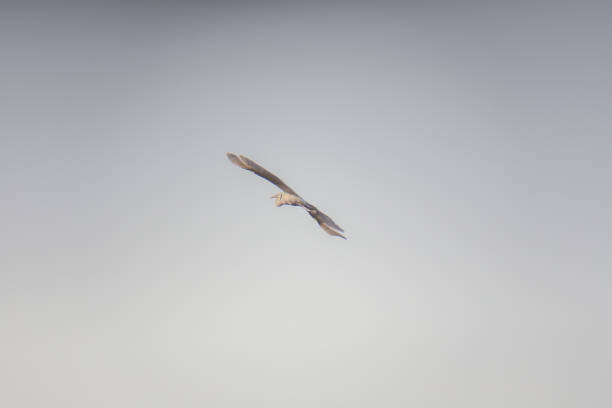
(2, 2, 611, 407)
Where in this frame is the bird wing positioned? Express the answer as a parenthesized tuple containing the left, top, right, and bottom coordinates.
(227, 153, 299, 196)
(305, 205, 346, 239)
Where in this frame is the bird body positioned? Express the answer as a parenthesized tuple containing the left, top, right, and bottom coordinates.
(227, 153, 346, 239)
(271, 192, 304, 207)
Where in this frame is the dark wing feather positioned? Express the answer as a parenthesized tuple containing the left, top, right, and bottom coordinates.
(305, 205, 346, 239)
(227, 153, 298, 196)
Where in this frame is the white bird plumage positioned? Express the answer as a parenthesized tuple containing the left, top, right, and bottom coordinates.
(227, 153, 346, 239)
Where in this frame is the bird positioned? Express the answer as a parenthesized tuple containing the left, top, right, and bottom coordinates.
(227, 153, 346, 239)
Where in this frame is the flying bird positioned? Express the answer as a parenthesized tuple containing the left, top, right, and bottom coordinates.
(227, 153, 346, 239)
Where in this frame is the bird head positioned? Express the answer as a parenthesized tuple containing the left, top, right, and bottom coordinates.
(270, 193, 282, 206)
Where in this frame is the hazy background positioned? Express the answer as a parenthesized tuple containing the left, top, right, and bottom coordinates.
(2, 2, 611, 407)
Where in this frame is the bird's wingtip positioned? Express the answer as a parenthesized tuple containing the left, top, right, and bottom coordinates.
(227, 152, 247, 169)
(319, 222, 347, 239)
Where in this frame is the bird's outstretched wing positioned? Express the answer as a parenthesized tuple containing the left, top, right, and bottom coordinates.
(305, 205, 346, 239)
(227, 153, 299, 196)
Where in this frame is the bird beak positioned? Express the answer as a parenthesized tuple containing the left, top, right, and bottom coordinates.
(270, 194, 277, 199)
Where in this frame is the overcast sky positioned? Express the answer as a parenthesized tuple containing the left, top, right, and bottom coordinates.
(2, 2, 611, 407)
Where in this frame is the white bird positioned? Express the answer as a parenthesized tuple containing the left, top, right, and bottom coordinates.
(227, 153, 346, 239)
